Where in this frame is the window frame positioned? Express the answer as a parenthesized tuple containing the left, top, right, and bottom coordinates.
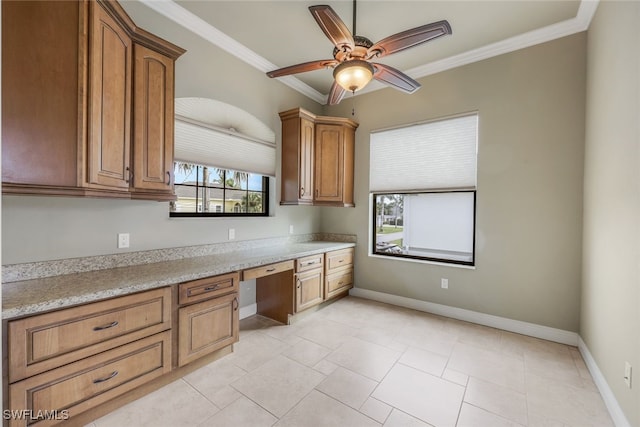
(371, 190, 476, 267)
(170, 164, 270, 218)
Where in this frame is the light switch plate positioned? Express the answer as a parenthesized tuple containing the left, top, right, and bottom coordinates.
(228, 228, 235, 240)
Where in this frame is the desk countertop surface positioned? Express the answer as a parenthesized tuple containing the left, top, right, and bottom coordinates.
(2, 241, 355, 320)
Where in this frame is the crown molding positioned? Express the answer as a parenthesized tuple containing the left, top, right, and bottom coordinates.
(140, 0, 598, 105)
(139, 0, 327, 104)
(358, 0, 599, 97)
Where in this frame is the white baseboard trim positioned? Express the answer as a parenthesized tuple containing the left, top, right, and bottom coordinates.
(578, 337, 632, 427)
(349, 288, 579, 346)
(239, 303, 257, 320)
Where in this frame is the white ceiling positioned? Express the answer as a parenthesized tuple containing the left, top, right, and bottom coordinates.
(132, 0, 598, 104)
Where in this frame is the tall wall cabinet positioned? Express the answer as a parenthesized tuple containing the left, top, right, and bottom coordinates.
(279, 108, 358, 207)
(1, 0, 185, 201)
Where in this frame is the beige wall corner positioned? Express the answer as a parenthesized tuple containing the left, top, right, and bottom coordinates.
(582, 2, 640, 426)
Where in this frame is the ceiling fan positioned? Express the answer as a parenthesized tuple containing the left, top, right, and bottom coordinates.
(266, 1, 452, 105)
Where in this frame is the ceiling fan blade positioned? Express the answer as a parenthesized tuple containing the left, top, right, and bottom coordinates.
(309, 5, 355, 51)
(368, 20, 452, 59)
(267, 59, 338, 78)
(373, 63, 421, 93)
(327, 81, 347, 105)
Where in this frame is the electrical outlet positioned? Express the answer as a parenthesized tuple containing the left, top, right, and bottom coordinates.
(289, 224, 294, 235)
(228, 228, 235, 240)
(441, 278, 449, 289)
(624, 362, 632, 388)
(117, 233, 130, 249)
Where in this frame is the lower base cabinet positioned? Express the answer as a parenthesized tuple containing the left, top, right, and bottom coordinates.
(177, 272, 240, 367)
(8, 331, 171, 427)
(4, 248, 353, 425)
(324, 248, 354, 300)
(178, 292, 239, 367)
(295, 269, 324, 312)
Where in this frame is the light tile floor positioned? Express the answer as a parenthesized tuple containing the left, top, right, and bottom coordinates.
(89, 296, 614, 427)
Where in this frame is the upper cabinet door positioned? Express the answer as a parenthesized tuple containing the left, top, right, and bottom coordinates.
(314, 124, 344, 203)
(299, 118, 315, 203)
(87, 2, 132, 190)
(132, 44, 174, 194)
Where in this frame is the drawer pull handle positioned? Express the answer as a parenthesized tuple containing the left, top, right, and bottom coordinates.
(303, 260, 318, 266)
(187, 284, 222, 297)
(93, 321, 119, 331)
(338, 281, 344, 285)
(233, 297, 239, 311)
(166, 171, 171, 185)
(93, 370, 119, 384)
(266, 267, 276, 272)
(338, 260, 344, 263)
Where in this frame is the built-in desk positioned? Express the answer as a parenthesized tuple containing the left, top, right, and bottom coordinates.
(2, 238, 355, 426)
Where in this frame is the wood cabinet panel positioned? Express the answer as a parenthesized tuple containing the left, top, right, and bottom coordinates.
(1, 0, 81, 188)
(314, 124, 343, 202)
(326, 248, 354, 273)
(326, 270, 353, 300)
(8, 287, 171, 383)
(8, 331, 171, 427)
(179, 272, 239, 305)
(242, 260, 294, 281)
(278, 108, 357, 207)
(178, 293, 239, 367)
(132, 44, 175, 196)
(2, 0, 184, 200)
(279, 109, 316, 205)
(87, 1, 132, 190)
(299, 118, 315, 203)
(296, 254, 324, 273)
(295, 269, 324, 313)
(325, 248, 354, 300)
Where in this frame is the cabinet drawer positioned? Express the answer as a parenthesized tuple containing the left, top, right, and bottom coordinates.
(326, 248, 354, 273)
(8, 287, 171, 383)
(326, 270, 353, 300)
(242, 260, 294, 281)
(178, 292, 239, 367)
(8, 331, 171, 427)
(179, 272, 239, 305)
(296, 254, 323, 272)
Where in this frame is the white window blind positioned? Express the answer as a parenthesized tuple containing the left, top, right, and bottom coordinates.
(370, 113, 478, 192)
(174, 98, 276, 176)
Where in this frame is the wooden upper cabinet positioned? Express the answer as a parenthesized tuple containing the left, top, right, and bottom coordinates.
(314, 123, 344, 203)
(1, 0, 185, 200)
(278, 108, 358, 207)
(131, 44, 175, 198)
(1, 1, 81, 189)
(87, 1, 132, 191)
(279, 108, 315, 205)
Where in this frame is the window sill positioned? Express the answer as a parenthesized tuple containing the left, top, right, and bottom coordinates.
(367, 253, 476, 270)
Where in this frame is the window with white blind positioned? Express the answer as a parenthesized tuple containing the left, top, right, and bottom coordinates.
(170, 98, 275, 217)
(370, 113, 478, 266)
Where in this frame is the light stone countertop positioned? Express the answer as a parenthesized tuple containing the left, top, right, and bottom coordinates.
(2, 241, 355, 320)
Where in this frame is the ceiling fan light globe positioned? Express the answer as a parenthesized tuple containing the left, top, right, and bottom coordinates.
(333, 60, 374, 92)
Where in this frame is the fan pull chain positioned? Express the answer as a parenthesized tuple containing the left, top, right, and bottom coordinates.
(351, 90, 356, 116)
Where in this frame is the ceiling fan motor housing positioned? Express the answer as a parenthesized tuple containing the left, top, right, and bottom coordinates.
(333, 35, 374, 61)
